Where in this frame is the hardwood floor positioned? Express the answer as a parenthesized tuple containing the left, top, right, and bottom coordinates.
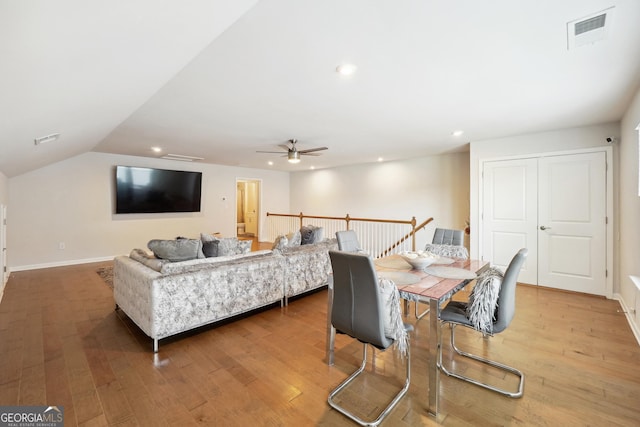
(1, 261, 639, 426)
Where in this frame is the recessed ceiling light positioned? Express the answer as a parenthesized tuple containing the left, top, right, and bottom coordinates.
(336, 63, 357, 77)
(34, 133, 60, 145)
(310, 166, 315, 170)
(377, 157, 384, 162)
(268, 161, 274, 166)
(452, 130, 464, 137)
(151, 146, 162, 153)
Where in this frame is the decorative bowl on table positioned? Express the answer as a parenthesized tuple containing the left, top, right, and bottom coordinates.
(398, 251, 438, 270)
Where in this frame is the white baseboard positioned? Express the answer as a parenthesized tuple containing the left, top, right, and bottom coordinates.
(613, 293, 640, 346)
(9, 256, 117, 273)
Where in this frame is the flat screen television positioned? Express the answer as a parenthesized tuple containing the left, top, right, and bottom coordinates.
(115, 166, 202, 214)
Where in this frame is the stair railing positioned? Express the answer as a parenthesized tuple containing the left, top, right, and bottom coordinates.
(266, 212, 433, 258)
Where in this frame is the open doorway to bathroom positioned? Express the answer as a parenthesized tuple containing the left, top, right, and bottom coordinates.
(236, 179, 260, 238)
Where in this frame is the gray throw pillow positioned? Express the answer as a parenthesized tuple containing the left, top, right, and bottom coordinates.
(300, 225, 314, 245)
(217, 237, 241, 256)
(272, 235, 288, 251)
(238, 239, 252, 254)
(200, 232, 217, 243)
(202, 239, 219, 257)
(310, 226, 324, 243)
(286, 230, 302, 247)
(147, 238, 202, 262)
(301, 225, 324, 245)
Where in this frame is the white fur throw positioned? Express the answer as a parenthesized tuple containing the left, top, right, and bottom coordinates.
(379, 277, 409, 357)
(466, 267, 504, 334)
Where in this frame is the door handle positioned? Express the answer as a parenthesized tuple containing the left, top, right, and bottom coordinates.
(540, 225, 551, 231)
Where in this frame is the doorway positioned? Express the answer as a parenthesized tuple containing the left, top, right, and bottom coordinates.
(236, 179, 260, 238)
(481, 150, 610, 296)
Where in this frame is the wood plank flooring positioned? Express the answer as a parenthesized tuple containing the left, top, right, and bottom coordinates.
(1, 260, 639, 426)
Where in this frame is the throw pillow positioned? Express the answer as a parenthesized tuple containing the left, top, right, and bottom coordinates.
(310, 226, 324, 243)
(300, 225, 314, 245)
(147, 238, 202, 262)
(202, 239, 219, 257)
(217, 237, 247, 256)
(237, 239, 252, 254)
(200, 232, 217, 243)
(286, 230, 302, 247)
(300, 225, 324, 245)
(272, 235, 288, 251)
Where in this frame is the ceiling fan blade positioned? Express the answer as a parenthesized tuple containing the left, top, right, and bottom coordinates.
(256, 150, 286, 154)
(298, 146, 328, 154)
(300, 152, 323, 156)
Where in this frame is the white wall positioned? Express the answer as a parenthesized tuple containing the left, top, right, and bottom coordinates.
(0, 171, 7, 291)
(0, 171, 7, 204)
(619, 85, 640, 342)
(289, 152, 470, 250)
(8, 152, 289, 270)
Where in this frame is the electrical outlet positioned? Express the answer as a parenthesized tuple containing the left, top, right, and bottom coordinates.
(59, 242, 65, 250)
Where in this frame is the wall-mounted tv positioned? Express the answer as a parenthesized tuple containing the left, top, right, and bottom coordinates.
(115, 166, 202, 214)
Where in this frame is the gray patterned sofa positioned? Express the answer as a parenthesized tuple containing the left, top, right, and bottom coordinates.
(113, 239, 337, 352)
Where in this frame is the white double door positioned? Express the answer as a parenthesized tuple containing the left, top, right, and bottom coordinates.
(482, 151, 607, 295)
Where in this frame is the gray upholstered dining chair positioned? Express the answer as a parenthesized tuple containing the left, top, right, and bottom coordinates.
(328, 250, 412, 426)
(432, 227, 465, 246)
(417, 228, 468, 319)
(438, 248, 528, 398)
(335, 230, 362, 252)
(425, 227, 469, 260)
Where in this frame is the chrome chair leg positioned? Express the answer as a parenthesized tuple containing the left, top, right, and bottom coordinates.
(328, 343, 411, 427)
(438, 324, 524, 398)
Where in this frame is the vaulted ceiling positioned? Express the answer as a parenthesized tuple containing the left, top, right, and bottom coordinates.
(2, 0, 640, 177)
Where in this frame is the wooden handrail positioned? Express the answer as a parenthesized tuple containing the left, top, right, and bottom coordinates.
(266, 212, 416, 228)
(379, 217, 433, 258)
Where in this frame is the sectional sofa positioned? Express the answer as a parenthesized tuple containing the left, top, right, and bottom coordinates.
(113, 238, 337, 352)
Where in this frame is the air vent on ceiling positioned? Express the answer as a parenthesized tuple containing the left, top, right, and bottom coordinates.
(34, 133, 60, 145)
(161, 153, 204, 162)
(567, 7, 614, 50)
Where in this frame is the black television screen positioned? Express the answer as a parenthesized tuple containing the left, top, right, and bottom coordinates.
(115, 166, 202, 214)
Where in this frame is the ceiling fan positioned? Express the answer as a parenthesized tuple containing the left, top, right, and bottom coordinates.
(256, 139, 328, 163)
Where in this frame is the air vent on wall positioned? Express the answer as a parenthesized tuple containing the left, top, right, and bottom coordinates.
(567, 7, 614, 50)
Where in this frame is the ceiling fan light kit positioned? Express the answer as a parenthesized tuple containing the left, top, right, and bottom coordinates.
(288, 151, 301, 163)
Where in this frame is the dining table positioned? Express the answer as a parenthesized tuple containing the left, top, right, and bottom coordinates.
(325, 253, 489, 417)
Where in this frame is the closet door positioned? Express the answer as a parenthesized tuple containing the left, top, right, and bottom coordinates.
(482, 158, 538, 284)
(481, 151, 608, 295)
(538, 152, 607, 295)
